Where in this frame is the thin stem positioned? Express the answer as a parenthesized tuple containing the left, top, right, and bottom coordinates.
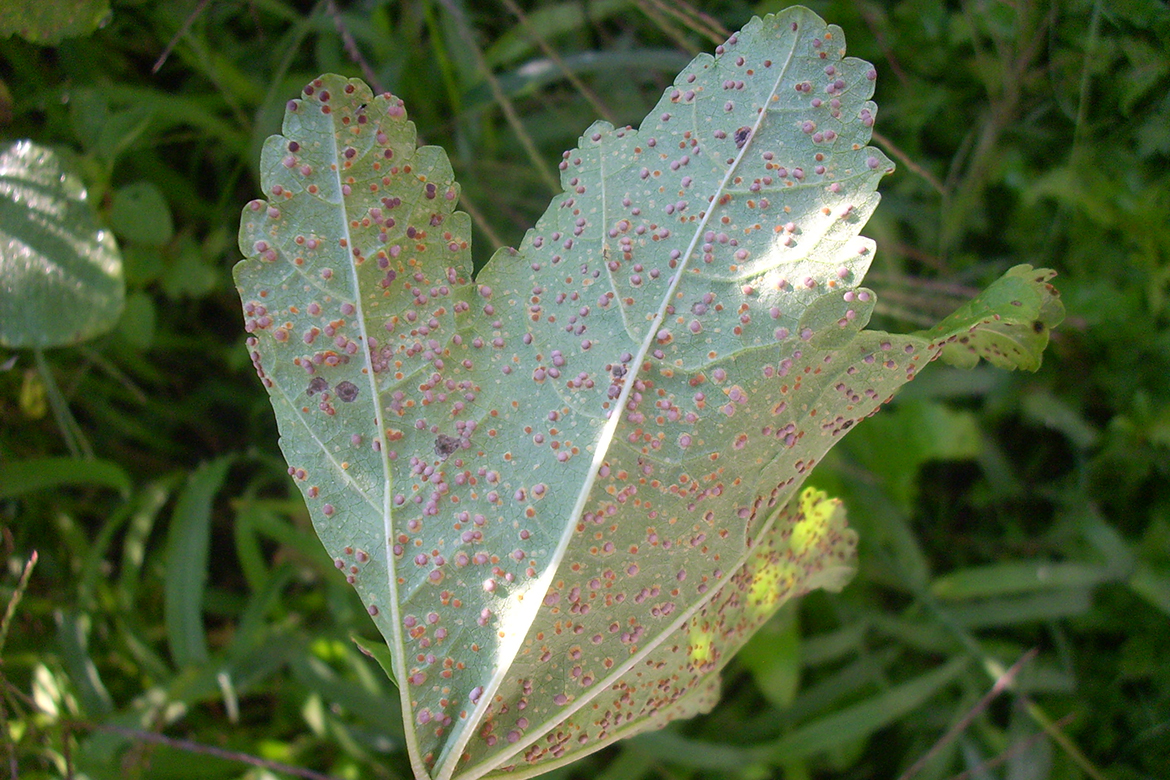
(151, 0, 212, 73)
(499, 0, 619, 125)
(77, 346, 148, 405)
(324, 0, 385, 94)
(947, 712, 1077, 780)
(1071, 0, 1102, 162)
(1022, 698, 1109, 780)
(897, 648, 1038, 780)
(643, 0, 727, 45)
(67, 722, 345, 780)
(34, 349, 92, 460)
(437, 0, 560, 193)
(872, 130, 946, 196)
(632, 0, 700, 55)
(0, 551, 37, 658)
(458, 185, 507, 252)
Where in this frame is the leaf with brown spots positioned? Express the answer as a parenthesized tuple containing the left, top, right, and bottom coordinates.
(234, 8, 1059, 780)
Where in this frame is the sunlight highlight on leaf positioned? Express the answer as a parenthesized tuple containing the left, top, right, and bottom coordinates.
(235, 7, 1061, 779)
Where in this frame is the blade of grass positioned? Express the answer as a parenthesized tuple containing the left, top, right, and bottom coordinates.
(164, 456, 233, 668)
(763, 655, 969, 764)
(897, 648, 1037, 780)
(630, 657, 968, 770)
(54, 610, 114, 716)
(119, 477, 177, 612)
(945, 589, 1093, 630)
(499, 0, 618, 125)
(0, 456, 130, 500)
(34, 349, 92, 459)
(932, 562, 1113, 600)
(437, 0, 560, 193)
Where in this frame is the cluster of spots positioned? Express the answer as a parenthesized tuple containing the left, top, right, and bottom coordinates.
(455, 320, 933, 773)
(438, 11, 918, 774)
(236, 74, 510, 758)
(234, 6, 961, 775)
(929, 265, 1063, 373)
(484, 487, 857, 774)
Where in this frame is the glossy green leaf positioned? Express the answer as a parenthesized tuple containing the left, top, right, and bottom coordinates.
(0, 0, 109, 44)
(0, 140, 125, 349)
(235, 8, 1060, 779)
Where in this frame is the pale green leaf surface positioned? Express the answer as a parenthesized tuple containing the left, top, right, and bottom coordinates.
(0, 141, 124, 349)
(235, 8, 1059, 779)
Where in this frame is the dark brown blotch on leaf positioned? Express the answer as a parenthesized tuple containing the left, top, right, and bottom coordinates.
(434, 434, 460, 459)
(335, 381, 359, 402)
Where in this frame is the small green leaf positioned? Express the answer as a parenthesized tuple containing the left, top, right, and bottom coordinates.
(921, 265, 1065, 371)
(737, 606, 801, 709)
(0, 0, 110, 44)
(353, 633, 401, 689)
(0, 140, 125, 349)
(109, 181, 174, 246)
(68, 89, 155, 165)
(844, 399, 981, 510)
(161, 239, 218, 299)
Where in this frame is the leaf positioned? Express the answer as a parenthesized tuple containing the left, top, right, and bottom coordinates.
(234, 8, 1060, 780)
(931, 561, 1112, 600)
(0, 0, 109, 45)
(921, 264, 1065, 371)
(109, 181, 174, 246)
(843, 399, 982, 510)
(0, 140, 125, 349)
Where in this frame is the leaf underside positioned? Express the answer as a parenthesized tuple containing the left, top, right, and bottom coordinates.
(235, 7, 1060, 780)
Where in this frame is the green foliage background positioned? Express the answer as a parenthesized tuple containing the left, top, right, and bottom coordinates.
(1, 1, 1167, 779)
